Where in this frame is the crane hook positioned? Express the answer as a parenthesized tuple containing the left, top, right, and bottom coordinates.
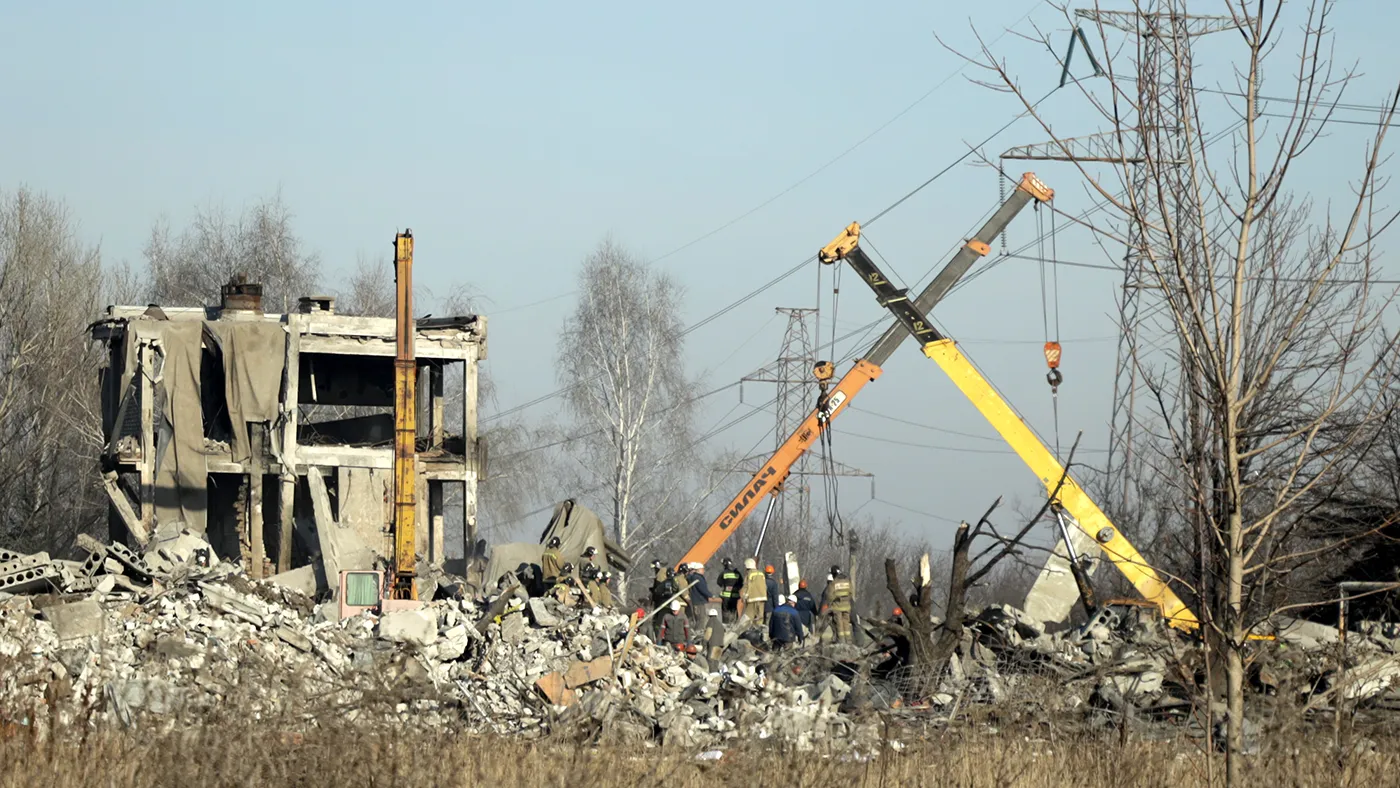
(1044, 341, 1063, 392)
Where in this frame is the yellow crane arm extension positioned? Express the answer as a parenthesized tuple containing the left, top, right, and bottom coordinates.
(922, 338, 1198, 629)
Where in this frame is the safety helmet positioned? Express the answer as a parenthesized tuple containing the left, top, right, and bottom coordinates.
(651, 559, 663, 570)
(799, 579, 808, 589)
(722, 557, 733, 569)
(830, 564, 841, 576)
(744, 558, 756, 570)
(764, 564, 774, 574)
(583, 546, 597, 558)
(777, 594, 787, 606)
(666, 567, 676, 578)
(893, 607, 904, 617)
(561, 562, 574, 574)
(547, 536, 561, 549)
(690, 562, 703, 572)
(670, 601, 681, 612)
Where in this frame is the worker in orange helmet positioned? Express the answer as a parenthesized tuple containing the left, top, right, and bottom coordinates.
(763, 565, 781, 625)
(794, 578, 818, 631)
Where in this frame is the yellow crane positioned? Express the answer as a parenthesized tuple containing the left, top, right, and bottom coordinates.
(818, 220, 1198, 630)
(391, 229, 418, 601)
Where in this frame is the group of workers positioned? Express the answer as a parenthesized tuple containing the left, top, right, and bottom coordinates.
(646, 556, 855, 656)
(512, 537, 857, 662)
(535, 536, 614, 608)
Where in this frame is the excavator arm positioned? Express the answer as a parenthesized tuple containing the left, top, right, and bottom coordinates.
(826, 219, 1198, 630)
(676, 173, 1054, 569)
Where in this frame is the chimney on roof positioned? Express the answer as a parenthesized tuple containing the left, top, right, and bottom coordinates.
(220, 275, 263, 313)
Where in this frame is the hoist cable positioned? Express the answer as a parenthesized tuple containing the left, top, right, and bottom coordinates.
(1051, 207, 1062, 344)
(1037, 206, 1050, 342)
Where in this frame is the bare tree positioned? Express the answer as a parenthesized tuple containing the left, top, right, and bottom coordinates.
(556, 239, 695, 596)
(952, 1, 1400, 779)
(144, 191, 319, 310)
(0, 188, 107, 552)
(337, 251, 396, 318)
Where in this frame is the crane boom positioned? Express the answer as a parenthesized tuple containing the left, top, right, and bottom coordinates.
(676, 174, 1054, 569)
(827, 225, 1198, 629)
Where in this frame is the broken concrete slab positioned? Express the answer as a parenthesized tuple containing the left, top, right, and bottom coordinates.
(45, 599, 105, 643)
(275, 626, 313, 653)
(198, 583, 265, 626)
(564, 655, 614, 689)
(108, 678, 185, 716)
(378, 609, 438, 648)
(0, 561, 60, 594)
(526, 597, 562, 628)
(267, 565, 318, 597)
(536, 672, 578, 706)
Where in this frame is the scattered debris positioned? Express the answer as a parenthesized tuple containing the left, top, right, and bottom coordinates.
(0, 534, 1397, 749)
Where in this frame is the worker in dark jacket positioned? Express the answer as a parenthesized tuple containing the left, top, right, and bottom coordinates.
(658, 600, 691, 649)
(685, 562, 713, 625)
(793, 579, 818, 631)
(769, 594, 805, 649)
(717, 558, 743, 622)
(764, 564, 781, 619)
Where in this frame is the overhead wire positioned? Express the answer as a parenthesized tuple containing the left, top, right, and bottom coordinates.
(644, 0, 1045, 268)
(490, 395, 778, 530)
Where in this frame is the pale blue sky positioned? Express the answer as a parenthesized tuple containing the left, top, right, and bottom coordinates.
(3, 1, 1397, 548)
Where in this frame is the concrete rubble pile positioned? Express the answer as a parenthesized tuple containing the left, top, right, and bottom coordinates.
(0, 531, 884, 750)
(2, 530, 1396, 744)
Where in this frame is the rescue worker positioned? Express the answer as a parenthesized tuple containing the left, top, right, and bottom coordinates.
(580, 563, 602, 607)
(580, 545, 599, 578)
(717, 558, 743, 622)
(550, 562, 577, 606)
(658, 600, 690, 650)
(794, 579, 818, 631)
(764, 564, 781, 622)
(541, 537, 564, 587)
(685, 562, 714, 626)
(595, 571, 614, 608)
(827, 566, 854, 643)
(769, 594, 805, 650)
(649, 561, 672, 610)
(743, 558, 768, 627)
(703, 608, 725, 663)
(672, 567, 690, 618)
(651, 567, 678, 637)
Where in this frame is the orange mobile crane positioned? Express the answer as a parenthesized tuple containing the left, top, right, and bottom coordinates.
(675, 173, 1054, 568)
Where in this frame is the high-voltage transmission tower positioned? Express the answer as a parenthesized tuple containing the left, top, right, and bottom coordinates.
(1001, 4, 1239, 504)
(737, 307, 871, 546)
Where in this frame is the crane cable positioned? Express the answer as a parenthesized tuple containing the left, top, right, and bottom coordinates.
(819, 262, 847, 543)
(1037, 201, 1064, 457)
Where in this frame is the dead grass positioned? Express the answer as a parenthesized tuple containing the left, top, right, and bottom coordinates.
(0, 720, 1394, 788)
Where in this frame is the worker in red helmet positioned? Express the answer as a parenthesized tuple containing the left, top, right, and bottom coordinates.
(794, 578, 818, 631)
(764, 564, 781, 625)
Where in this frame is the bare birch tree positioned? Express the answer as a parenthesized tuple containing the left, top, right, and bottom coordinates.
(144, 191, 319, 311)
(557, 239, 695, 596)
(0, 188, 107, 552)
(951, 0, 1400, 779)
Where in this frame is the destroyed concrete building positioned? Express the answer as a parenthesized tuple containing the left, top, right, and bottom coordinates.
(88, 278, 486, 587)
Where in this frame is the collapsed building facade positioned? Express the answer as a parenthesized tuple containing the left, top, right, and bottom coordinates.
(88, 278, 486, 587)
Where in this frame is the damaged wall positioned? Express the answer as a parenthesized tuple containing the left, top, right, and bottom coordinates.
(90, 283, 487, 587)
